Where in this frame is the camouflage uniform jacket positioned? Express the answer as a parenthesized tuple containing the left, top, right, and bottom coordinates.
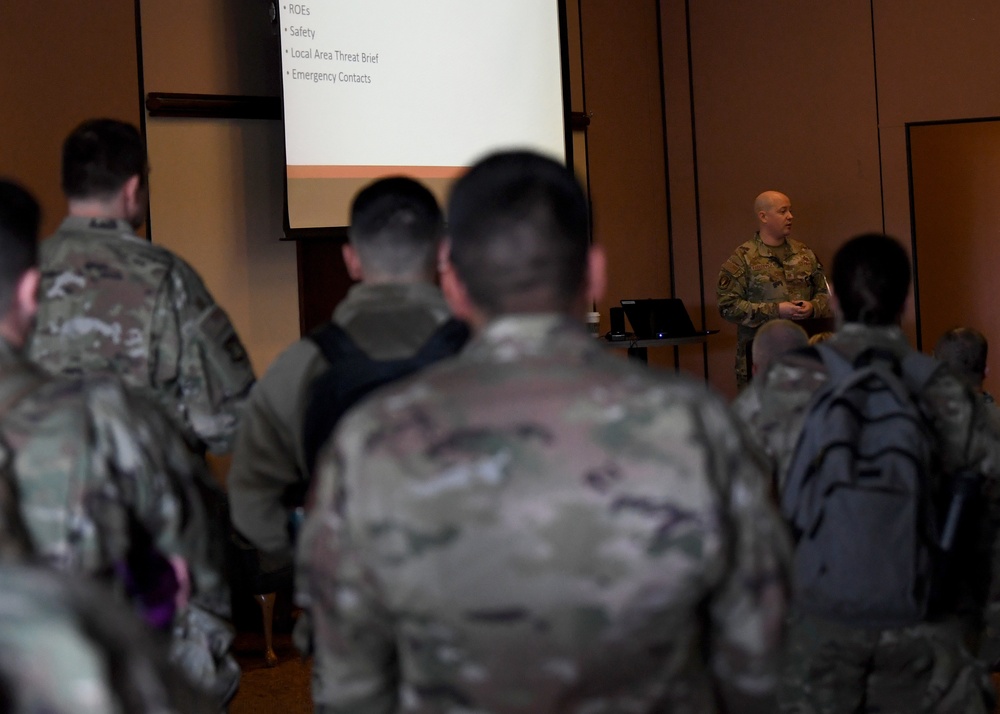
(717, 233, 831, 387)
(0, 337, 238, 702)
(297, 313, 791, 714)
(0, 564, 215, 714)
(27, 216, 255, 454)
(229, 281, 453, 573)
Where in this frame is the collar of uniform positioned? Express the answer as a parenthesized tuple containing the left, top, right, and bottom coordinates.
(0, 337, 25, 371)
(466, 313, 589, 360)
(752, 231, 802, 258)
(57, 215, 140, 239)
(831, 322, 909, 357)
(331, 281, 449, 322)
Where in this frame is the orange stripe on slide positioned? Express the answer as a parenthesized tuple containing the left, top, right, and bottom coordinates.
(287, 165, 467, 179)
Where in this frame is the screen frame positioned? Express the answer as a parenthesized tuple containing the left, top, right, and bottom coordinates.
(276, 0, 575, 240)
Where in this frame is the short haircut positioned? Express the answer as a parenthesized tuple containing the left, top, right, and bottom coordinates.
(0, 180, 40, 315)
(935, 327, 988, 389)
(62, 119, 146, 201)
(349, 177, 443, 278)
(447, 151, 590, 315)
(752, 319, 808, 375)
(831, 233, 910, 326)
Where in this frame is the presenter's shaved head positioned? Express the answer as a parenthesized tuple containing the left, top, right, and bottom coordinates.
(754, 190, 793, 244)
(754, 190, 789, 214)
(447, 151, 590, 316)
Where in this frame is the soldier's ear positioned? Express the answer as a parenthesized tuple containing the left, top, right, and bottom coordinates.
(586, 245, 607, 304)
(829, 290, 844, 325)
(341, 243, 364, 281)
(4, 268, 40, 346)
(122, 174, 142, 210)
(16, 268, 39, 320)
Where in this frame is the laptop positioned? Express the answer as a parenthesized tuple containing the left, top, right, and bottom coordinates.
(620, 298, 700, 339)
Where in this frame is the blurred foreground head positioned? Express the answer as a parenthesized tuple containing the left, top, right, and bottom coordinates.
(446, 151, 601, 320)
(831, 233, 910, 326)
(0, 180, 40, 347)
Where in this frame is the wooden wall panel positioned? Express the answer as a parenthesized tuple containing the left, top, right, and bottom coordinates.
(0, 2, 140, 238)
(578, 0, 672, 368)
(660, 0, 708, 379)
(140, 0, 279, 96)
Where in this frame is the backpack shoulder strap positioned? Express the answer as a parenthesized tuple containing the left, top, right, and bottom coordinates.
(307, 322, 364, 364)
(900, 351, 942, 395)
(813, 343, 855, 383)
(410, 318, 470, 362)
(301, 318, 468, 479)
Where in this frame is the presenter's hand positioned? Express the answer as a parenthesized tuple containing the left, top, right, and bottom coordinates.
(794, 300, 814, 319)
(778, 301, 814, 320)
(777, 301, 801, 319)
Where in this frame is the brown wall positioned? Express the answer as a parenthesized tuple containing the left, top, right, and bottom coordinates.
(579, 0, 672, 374)
(0, 2, 140, 237)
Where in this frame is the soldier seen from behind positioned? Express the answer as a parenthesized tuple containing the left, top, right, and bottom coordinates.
(296, 151, 791, 713)
(0, 178, 239, 705)
(754, 234, 1000, 712)
(27, 118, 254, 455)
(229, 177, 466, 583)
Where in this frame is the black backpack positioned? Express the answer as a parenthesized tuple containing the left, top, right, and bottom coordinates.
(301, 318, 470, 478)
(780, 344, 947, 628)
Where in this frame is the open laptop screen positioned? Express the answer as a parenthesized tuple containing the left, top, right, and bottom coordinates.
(620, 298, 699, 339)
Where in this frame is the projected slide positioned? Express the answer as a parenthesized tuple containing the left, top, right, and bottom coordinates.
(278, 0, 568, 230)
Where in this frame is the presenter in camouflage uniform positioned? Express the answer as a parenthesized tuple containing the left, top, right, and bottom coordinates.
(229, 176, 461, 578)
(0, 179, 238, 704)
(27, 119, 254, 454)
(753, 234, 1000, 713)
(717, 190, 831, 388)
(297, 151, 791, 713)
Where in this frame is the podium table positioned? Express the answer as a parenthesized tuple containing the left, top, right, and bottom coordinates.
(606, 330, 719, 364)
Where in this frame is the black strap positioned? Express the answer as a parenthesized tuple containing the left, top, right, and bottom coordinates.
(300, 318, 469, 482)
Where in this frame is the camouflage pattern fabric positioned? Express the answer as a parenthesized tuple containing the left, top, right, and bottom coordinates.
(27, 216, 255, 454)
(749, 323, 1000, 712)
(0, 337, 239, 703)
(297, 314, 791, 714)
(717, 233, 831, 388)
(229, 282, 453, 575)
(730, 380, 782, 498)
(0, 564, 215, 714)
(973, 392, 1000, 668)
(0, 421, 35, 564)
(778, 610, 993, 714)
